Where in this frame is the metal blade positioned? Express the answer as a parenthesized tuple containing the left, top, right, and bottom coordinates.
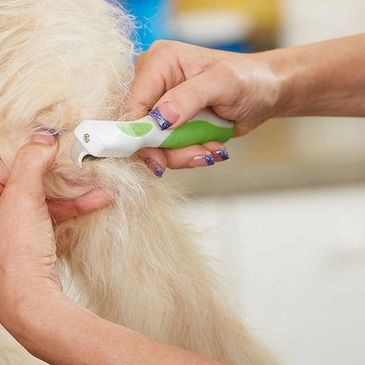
(70, 140, 90, 168)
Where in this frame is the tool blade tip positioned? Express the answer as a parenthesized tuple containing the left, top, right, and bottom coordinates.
(70, 141, 90, 168)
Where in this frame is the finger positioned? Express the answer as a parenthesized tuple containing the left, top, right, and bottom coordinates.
(151, 71, 225, 130)
(164, 141, 228, 169)
(124, 44, 185, 121)
(123, 52, 150, 120)
(203, 142, 230, 162)
(138, 148, 167, 178)
(0, 160, 8, 195)
(124, 54, 165, 119)
(47, 189, 112, 223)
(5, 132, 58, 197)
(0, 160, 8, 184)
(134, 51, 148, 73)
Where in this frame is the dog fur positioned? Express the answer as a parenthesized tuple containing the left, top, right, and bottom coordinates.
(0, 1, 276, 364)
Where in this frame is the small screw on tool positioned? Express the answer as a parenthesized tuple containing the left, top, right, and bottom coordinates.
(83, 133, 90, 143)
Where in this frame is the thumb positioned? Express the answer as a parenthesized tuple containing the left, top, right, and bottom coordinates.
(6, 131, 58, 196)
(150, 71, 224, 130)
(0, 161, 7, 195)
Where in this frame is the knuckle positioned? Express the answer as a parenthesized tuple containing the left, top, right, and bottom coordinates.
(165, 155, 179, 170)
(149, 40, 178, 54)
(136, 51, 148, 59)
(149, 40, 167, 53)
(134, 51, 147, 68)
(167, 161, 181, 170)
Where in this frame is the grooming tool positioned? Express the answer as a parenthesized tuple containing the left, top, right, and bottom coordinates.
(71, 109, 234, 167)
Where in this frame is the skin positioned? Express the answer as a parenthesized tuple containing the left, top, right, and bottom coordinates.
(125, 35, 365, 171)
(0, 158, 112, 223)
(1, 34, 365, 363)
(0, 134, 225, 365)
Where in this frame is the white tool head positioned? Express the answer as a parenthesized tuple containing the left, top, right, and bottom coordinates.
(71, 140, 91, 168)
(70, 117, 165, 168)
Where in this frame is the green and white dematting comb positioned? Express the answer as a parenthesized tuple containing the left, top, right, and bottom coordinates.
(71, 109, 234, 167)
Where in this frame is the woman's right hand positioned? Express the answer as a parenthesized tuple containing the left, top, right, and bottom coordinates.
(126, 36, 365, 175)
(125, 41, 282, 173)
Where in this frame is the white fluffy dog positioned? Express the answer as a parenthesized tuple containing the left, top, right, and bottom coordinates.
(0, 1, 276, 364)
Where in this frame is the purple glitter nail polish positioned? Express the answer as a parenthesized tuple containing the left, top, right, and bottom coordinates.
(215, 149, 230, 161)
(149, 107, 172, 130)
(145, 159, 166, 178)
(189, 154, 215, 168)
(38, 127, 59, 137)
(153, 164, 165, 178)
(204, 154, 215, 166)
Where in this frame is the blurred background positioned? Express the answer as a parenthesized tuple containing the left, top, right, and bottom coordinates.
(121, 1, 365, 364)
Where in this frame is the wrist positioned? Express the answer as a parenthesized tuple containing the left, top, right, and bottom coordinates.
(258, 35, 365, 119)
(0, 267, 63, 327)
(0, 284, 69, 354)
(253, 47, 300, 119)
(234, 50, 290, 124)
(11, 294, 96, 363)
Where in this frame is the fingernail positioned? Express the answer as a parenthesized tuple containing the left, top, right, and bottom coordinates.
(31, 128, 59, 145)
(212, 148, 230, 162)
(38, 127, 59, 137)
(149, 102, 179, 130)
(146, 159, 165, 178)
(189, 154, 215, 168)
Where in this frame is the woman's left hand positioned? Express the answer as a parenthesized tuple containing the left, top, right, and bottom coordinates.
(0, 132, 227, 365)
(0, 152, 111, 224)
(0, 132, 109, 334)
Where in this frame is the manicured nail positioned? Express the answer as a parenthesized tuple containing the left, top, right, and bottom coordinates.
(189, 154, 215, 168)
(146, 159, 165, 178)
(38, 127, 59, 137)
(31, 129, 58, 145)
(149, 102, 179, 130)
(212, 148, 230, 162)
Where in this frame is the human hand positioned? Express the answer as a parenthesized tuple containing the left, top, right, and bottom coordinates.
(0, 160, 5, 195)
(0, 133, 62, 332)
(125, 41, 281, 174)
(0, 156, 111, 223)
(0, 132, 110, 332)
(0, 132, 227, 365)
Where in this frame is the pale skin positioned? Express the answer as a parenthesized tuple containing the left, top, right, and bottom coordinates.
(125, 34, 365, 173)
(1, 34, 365, 364)
(0, 158, 112, 223)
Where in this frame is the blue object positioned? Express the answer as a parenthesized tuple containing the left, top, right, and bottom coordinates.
(121, 0, 172, 51)
(209, 42, 252, 53)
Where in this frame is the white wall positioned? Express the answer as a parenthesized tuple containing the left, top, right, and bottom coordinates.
(190, 186, 365, 365)
(281, 0, 365, 45)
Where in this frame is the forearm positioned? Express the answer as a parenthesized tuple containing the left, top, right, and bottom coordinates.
(263, 34, 365, 118)
(10, 296, 225, 365)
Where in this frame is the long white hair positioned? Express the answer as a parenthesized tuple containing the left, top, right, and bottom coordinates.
(0, 1, 276, 364)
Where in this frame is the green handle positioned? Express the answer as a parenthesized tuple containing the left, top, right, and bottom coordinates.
(159, 119, 234, 149)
